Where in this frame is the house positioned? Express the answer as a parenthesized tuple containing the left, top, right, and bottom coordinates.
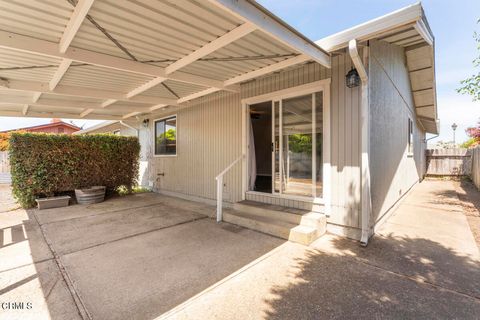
(74, 120, 137, 136)
(0, 1, 438, 245)
(1, 118, 81, 134)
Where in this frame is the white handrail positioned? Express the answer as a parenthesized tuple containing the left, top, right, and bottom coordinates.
(215, 154, 244, 222)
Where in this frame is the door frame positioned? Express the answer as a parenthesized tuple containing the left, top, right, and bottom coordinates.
(241, 79, 331, 211)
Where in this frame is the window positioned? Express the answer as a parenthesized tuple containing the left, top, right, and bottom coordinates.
(113, 130, 120, 135)
(154, 116, 177, 156)
(407, 118, 413, 155)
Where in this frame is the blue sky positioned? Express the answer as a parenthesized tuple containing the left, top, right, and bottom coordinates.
(1, 1, 479, 144)
(257, 0, 480, 144)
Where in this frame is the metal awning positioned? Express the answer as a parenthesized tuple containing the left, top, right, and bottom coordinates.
(0, 0, 330, 121)
(316, 2, 439, 134)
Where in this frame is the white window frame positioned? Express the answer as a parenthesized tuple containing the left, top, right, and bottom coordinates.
(407, 117, 414, 156)
(152, 114, 178, 158)
(240, 79, 331, 210)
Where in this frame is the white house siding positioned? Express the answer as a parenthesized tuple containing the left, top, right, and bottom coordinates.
(242, 59, 362, 233)
(369, 40, 426, 226)
(142, 92, 243, 203)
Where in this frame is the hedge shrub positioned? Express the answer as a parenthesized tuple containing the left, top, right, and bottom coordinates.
(9, 132, 140, 208)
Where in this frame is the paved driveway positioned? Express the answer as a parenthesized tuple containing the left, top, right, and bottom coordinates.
(1, 180, 479, 320)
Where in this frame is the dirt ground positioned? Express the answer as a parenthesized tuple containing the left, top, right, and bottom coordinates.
(453, 178, 480, 248)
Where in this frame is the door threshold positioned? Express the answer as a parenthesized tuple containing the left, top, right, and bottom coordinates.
(246, 191, 324, 204)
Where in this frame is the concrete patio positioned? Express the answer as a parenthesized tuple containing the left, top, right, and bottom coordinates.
(1, 180, 479, 319)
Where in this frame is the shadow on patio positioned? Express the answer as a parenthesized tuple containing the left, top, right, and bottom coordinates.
(263, 235, 480, 319)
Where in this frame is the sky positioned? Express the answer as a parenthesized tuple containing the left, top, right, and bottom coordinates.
(1, 0, 479, 144)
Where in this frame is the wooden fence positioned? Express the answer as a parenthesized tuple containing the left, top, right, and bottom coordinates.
(472, 147, 480, 189)
(425, 149, 472, 176)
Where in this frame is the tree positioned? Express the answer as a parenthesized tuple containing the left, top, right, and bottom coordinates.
(463, 120, 480, 148)
(458, 19, 480, 100)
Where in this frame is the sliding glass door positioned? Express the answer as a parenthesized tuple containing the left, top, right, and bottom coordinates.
(271, 91, 323, 198)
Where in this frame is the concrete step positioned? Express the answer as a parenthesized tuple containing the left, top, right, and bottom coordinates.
(223, 209, 295, 240)
(224, 201, 326, 245)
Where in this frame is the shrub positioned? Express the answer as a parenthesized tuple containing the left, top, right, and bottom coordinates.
(9, 132, 140, 208)
(0, 131, 25, 151)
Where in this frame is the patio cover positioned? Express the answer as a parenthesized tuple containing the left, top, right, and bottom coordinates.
(0, 0, 330, 121)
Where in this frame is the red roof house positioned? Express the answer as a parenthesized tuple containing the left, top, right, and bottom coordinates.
(1, 119, 81, 135)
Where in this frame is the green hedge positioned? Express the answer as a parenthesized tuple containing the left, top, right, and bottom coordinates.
(9, 132, 140, 208)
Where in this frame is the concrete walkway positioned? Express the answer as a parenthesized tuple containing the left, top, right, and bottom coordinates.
(0, 180, 479, 320)
(161, 180, 480, 319)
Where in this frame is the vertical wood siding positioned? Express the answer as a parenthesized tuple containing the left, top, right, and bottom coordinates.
(243, 59, 362, 229)
(143, 58, 363, 231)
(143, 92, 243, 203)
(369, 40, 426, 224)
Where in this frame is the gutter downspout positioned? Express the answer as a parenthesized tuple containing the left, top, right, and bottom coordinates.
(119, 120, 139, 137)
(349, 39, 371, 247)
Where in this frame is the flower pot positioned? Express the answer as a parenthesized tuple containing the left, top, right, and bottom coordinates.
(75, 186, 106, 205)
(36, 196, 71, 210)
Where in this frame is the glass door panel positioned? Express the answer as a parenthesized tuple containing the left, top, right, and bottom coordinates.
(281, 94, 313, 197)
(315, 92, 323, 197)
(273, 100, 281, 193)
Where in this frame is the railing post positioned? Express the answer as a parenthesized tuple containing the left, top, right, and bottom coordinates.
(216, 175, 223, 222)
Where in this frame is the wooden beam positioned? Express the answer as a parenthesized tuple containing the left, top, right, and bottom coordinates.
(4, 79, 180, 106)
(224, 54, 310, 86)
(0, 30, 236, 91)
(122, 111, 141, 119)
(22, 104, 29, 115)
(177, 88, 221, 103)
(167, 53, 308, 104)
(32, 92, 42, 103)
(0, 110, 122, 120)
(80, 108, 94, 118)
(49, 59, 73, 90)
(208, 0, 330, 67)
(149, 104, 167, 111)
(101, 99, 117, 107)
(126, 77, 167, 98)
(165, 23, 256, 74)
(0, 99, 151, 112)
(60, 0, 95, 53)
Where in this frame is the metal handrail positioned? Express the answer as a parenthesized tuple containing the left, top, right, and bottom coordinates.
(215, 154, 243, 222)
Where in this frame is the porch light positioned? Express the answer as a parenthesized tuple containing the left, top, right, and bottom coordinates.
(346, 67, 360, 88)
(142, 119, 149, 128)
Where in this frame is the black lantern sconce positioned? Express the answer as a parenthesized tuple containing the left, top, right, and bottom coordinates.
(346, 67, 360, 88)
(142, 119, 150, 128)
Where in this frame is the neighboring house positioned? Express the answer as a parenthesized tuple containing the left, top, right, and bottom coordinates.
(0, 1, 438, 245)
(74, 120, 137, 137)
(1, 118, 80, 134)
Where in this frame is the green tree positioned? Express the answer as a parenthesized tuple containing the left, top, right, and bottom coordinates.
(458, 19, 480, 100)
